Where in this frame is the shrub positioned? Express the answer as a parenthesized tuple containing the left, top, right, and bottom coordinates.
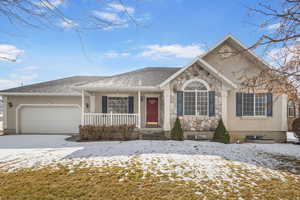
(171, 117, 184, 141)
(213, 119, 230, 144)
(79, 124, 135, 141)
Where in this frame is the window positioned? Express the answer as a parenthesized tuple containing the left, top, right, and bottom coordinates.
(183, 80, 208, 116)
(184, 92, 196, 115)
(241, 93, 266, 116)
(107, 97, 128, 113)
(197, 92, 208, 115)
(255, 94, 266, 116)
(288, 100, 296, 117)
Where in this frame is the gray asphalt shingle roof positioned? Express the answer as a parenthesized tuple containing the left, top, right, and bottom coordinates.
(76, 67, 181, 89)
(0, 67, 180, 94)
(0, 76, 104, 95)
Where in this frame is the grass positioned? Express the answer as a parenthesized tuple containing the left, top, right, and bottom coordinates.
(1, 161, 300, 200)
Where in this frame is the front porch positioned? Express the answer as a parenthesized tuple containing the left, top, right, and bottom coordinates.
(80, 89, 166, 129)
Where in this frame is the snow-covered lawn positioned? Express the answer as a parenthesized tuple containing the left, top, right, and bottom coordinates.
(0, 135, 299, 172)
(1, 135, 300, 199)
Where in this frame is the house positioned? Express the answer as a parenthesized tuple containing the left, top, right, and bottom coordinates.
(0, 35, 297, 142)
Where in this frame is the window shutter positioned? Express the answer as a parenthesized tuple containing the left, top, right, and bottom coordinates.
(208, 91, 215, 116)
(102, 96, 107, 113)
(236, 93, 243, 116)
(128, 96, 134, 113)
(267, 93, 273, 117)
(177, 91, 183, 116)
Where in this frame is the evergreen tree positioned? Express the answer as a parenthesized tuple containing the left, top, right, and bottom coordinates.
(171, 117, 184, 141)
(213, 119, 230, 144)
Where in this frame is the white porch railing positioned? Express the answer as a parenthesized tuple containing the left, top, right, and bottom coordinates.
(83, 113, 139, 127)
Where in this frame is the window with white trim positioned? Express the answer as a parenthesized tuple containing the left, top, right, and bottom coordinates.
(107, 97, 128, 113)
(183, 80, 208, 116)
(242, 93, 266, 116)
(288, 100, 296, 117)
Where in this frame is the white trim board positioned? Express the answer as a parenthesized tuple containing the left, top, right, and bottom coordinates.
(181, 78, 211, 91)
(160, 58, 237, 89)
(0, 92, 81, 96)
(16, 104, 81, 134)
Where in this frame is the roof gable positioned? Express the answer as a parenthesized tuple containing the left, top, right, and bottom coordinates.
(159, 57, 237, 89)
(159, 35, 270, 89)
(201, 34, 270, 70)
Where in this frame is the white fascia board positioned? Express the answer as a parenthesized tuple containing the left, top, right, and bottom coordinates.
(198, 58, 237, 89)
(0, 92, 81, 96)
(200, 34, 233, 58)
(159, 56, 201, 88)
(159, 56, 237, 89)
(76, 86, 162, 92)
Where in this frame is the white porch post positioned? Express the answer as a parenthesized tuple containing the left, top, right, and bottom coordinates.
(3, 96, 7, 131)
(90, 95, 96, 113)
(81, 89, 85, 125)
(163, 85, 171, 131)
(138, 91, 141, 128)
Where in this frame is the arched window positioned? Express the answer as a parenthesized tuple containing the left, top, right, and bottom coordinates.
(183, 79, 209, 116)
(288, 100, 296, 117)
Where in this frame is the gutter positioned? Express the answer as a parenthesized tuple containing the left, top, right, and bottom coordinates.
(74, 86, 162, 92)
(0, 92, 81, 96)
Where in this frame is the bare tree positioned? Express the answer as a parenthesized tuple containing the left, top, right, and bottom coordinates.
(244, 0, 300, 99)
(0, 0, 139, 61)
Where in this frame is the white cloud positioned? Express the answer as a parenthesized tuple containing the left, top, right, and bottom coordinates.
(21, 66, 40, 71)
(35, 0, 64, 9)
(91, 2, 138, 30)
(107, 2, 135, 15)
(103, 51, 130, 58)
(0, 44, 24, 62)
(139, 44, 205, 59)
(59, 19, 77, 29)
(92, 11, 125, 24)
(267, 44, 300, 67)
(267, 23, 281, 31)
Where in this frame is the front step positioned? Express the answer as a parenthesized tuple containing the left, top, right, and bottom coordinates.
(138, 128, 168, 140)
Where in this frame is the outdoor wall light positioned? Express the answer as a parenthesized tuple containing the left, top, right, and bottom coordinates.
(8, 102, 13, 108)
(85, 103, 89, 109)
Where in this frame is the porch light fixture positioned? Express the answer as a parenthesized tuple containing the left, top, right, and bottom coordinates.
(85, 103, 89, 109)
(8, 102, 13, 108)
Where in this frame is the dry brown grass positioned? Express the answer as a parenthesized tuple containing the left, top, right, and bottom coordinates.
(1, 162, 300, 200)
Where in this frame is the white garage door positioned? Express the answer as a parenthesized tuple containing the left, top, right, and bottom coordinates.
(20, 105, 81, 134)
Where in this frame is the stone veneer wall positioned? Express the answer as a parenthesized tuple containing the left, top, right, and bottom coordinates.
(169, 63, 222, 131)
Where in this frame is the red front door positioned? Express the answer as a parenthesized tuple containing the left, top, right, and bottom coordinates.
(146, 97, 158, 124)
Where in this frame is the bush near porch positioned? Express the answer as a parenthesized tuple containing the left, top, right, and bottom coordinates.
(79, 125, 136, 141)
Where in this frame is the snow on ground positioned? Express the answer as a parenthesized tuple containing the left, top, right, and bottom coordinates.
(0, 135, 299, 182)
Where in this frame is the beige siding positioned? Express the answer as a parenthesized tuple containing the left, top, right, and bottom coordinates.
(226, 90, 287, 132)
(6, 95, 88, 134)
(202, 41, 288, 133)
(203, 41, 262, 84)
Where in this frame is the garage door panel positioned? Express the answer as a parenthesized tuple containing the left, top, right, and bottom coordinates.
(20, 106, 81, 134)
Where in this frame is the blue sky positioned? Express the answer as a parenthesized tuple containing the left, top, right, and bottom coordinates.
(0, 0, 274, 90)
